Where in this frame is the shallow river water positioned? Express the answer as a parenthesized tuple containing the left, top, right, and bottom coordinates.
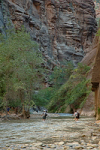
(0, 114, 100, 150)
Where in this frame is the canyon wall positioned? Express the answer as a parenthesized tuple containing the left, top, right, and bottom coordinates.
(0, 0, 97, 68)
(0, 0, 98, 115)
(79, 1, 100, 116)
(80, 35, 99, 116)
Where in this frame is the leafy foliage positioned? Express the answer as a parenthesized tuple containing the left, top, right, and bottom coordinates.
(48, 61, 73, 88)
(33, 87, 55, 106)
(96, 29, 100, 37)
(48, 63, 91, 113)
(34, 61, 74, 107)
(0, 28, 92, 114)
(0, 27, 44, 110)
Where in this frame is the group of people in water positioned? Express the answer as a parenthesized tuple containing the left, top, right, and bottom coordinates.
(7, 106, 80, 121)
(42, 110, 80, 121)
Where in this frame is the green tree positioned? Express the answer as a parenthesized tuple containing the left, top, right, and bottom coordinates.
(0, 28, 43, 117)
(48, 63, 91, 113)
(49, 61, 73, 88)
(96, 29, 100, 37)
(31, 61, 73, 109)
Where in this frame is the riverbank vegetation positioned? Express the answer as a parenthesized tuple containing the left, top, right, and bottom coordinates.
(47, 63, 91, 113)
(33, 61, 74, 107)
(0, 28, 44, 117)
(33, 62, 91, 113)
(0, 28, 91, 117)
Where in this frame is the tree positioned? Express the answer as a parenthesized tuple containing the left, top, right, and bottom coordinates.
(48, 63, 91, 113)
(48, 61, 73, 88)
(0, 28, 44, 117)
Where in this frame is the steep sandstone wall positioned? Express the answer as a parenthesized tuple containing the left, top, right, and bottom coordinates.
(0, 0, 97, 68)
(80, 34, 100, 116)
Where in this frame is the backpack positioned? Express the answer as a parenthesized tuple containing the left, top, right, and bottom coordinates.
(76, 112, 80, 118)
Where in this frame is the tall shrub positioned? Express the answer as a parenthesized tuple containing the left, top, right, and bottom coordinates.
(0, 28, 43, 116)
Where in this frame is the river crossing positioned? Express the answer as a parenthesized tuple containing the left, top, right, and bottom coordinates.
(0, 113, 100, 150)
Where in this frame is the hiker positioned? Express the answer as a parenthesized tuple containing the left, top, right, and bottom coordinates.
(74, 110, 80, 121)
(7, 107, 10, 115)
(42, 110, 47, 121)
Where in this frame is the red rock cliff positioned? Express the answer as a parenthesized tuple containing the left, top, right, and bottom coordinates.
(0, 0, 97, 68)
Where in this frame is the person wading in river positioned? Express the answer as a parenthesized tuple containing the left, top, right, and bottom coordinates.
(42, 110, 47, 121)
(74, 110, 80, 121)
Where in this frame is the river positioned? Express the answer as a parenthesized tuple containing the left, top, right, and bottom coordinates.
(0, 114, 100, 150)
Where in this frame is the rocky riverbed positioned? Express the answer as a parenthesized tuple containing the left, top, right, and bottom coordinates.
(0, 113, 100, 150)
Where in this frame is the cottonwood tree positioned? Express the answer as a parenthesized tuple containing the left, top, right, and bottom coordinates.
(0, 28, 44, 117)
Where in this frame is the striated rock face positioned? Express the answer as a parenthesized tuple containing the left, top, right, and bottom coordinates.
(0, 0, 97, 67)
